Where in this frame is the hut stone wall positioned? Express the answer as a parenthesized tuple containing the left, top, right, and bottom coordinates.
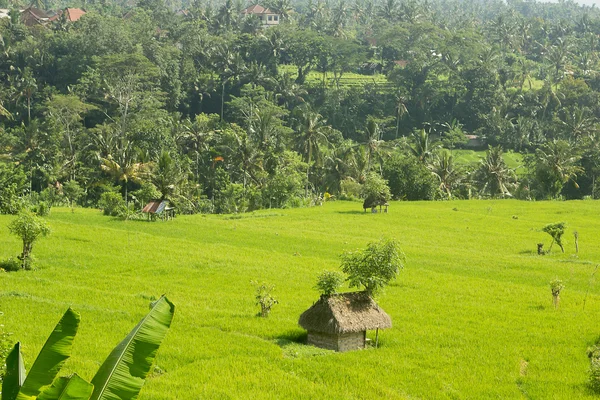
(307, 331, 366, 352)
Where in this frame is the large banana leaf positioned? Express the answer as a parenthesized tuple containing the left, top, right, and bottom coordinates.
(2, 342, 26, 400)
(90, 296, 175, 400)
(37, 374, 93, 400)
(17, 308, 81, 400)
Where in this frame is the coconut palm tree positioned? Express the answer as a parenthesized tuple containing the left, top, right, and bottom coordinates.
(100, 140, 147, 206)
(428, 150, 462, 199)
(474, 145, 516, 198)
(293, 105, 331, 194)
(534, 139, 584, 198)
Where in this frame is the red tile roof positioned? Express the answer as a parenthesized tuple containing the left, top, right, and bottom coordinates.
(65, 8, 86, 21)
(241, 4, 273, 14)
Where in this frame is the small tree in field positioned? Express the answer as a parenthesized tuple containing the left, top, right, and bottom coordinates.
(8, 211, 50, 270)
(542, 222, 567, 253)
(361, 172, 391, 211)
(550, 278, 564, 309)
(341, 238, 405, 296)
(252, 281, 278, 317)
(315, 270, 344, 296)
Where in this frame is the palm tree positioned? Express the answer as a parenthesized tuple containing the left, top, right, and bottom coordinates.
(178, 114, 216, 183)
(428, 150, 461, 199)
(360, 117, 390, 175)
(474, 145, 516, 198)
(409, 129, 436, 163)
(535, 140, 584, 198)
(100, 139, 146, 206)
(151, 151, 185, 199)
(559, 107, 597, 142)
(378, 0, 399, 22)
(293, 105, 331, 194)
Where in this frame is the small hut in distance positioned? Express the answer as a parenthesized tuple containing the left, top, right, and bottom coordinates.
(142, 199, 175, 221)
(298, 292, 391, 352)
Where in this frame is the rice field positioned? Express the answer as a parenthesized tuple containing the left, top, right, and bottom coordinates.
(1, 199, 600, 398)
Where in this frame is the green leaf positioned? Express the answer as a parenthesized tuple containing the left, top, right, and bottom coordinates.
(17, 308, 80, 400)
(90, 296, 175, 400)
(2, 342, 26, 400)
(37, 374, 93, 400)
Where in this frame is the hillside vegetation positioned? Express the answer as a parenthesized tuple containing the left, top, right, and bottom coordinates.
(1, 200, 600, 398)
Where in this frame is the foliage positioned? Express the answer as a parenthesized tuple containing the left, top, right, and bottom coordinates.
(0, 165, 27, 215)
(0, 258, 21, 272)
(62, 181, 84, 208)
(340, 238, 405, 296)
(0, 311, 12, 388)
(315, 270, 345, 296)
(1, 297, 174, 400)
(252, 281, 278, 317)
(98, 192, 126, 217)
(7, 211, 50, 270)
(588, 339, 600, 393)
(542, 222, 567, 253)
(550, 278, 564, 309)
(361, 172, 391, 210)
(383, 154, 437, 200)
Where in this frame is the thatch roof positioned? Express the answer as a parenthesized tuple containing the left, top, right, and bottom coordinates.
(299, 292, 392, 335)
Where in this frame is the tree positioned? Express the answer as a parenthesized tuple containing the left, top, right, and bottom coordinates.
(62, 180, 84, 209)
(151, 151, 184, 199)
(8, 211, 50, 270)
(315, 270, 345, 296)
(361, 172, 391, 211)
(474, 145, 516, 198)
(45, 95, 95, 181)
(293, 105, 331, 195)
(428, 150, 462, 199)
(542, 222, 567, 253)
(533, 140, 584, 199)
(340, 238, 405, 296)
(383, 153, 437, 200)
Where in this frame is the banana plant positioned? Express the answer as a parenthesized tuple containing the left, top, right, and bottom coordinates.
(3, 308, 81, 400)
(1, 296, 175, 400)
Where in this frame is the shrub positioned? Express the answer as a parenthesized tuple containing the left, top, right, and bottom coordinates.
(252, 281, 278, 317)
(542, 222, 567, 253)
(30, 201, 51, 217)
(99, 192, 126, 216)
(550, 278, 564, 309)
(8, 211, 50, 270)
(315, 271, 345, 296)
(339, 179, 362, 200)
(341, 238, 405, 296)
(383, 154, 437, 200)
(588, 341, 600, 392)
(0, 257, 21, 272)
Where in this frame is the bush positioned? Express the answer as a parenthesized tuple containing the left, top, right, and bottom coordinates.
(588, 342, 600, 392)
(341, 238, 405, 296)
(252, 281, 278, 317)
(30, 201, 51, 217)
(99, 192, 126, 217)
(315, 271, 345, 296)
(8, 211, 50, 270)
(0, 257, 21, 272)
(383, 154, 437, 200)
(339, 179, 362, 200)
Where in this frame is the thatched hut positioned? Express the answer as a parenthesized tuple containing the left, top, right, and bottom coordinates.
(298, 292, 392, 352)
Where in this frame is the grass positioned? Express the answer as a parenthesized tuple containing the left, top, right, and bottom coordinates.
(279, 64, 390, 88)
(453, 149, 526, 175)
(1, 200, 600, 398)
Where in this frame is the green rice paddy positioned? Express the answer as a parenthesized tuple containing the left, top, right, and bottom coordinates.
(1, 200, 600, 398)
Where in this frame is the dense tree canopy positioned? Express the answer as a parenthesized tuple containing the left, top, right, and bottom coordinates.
(2, 0, 600, 215)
